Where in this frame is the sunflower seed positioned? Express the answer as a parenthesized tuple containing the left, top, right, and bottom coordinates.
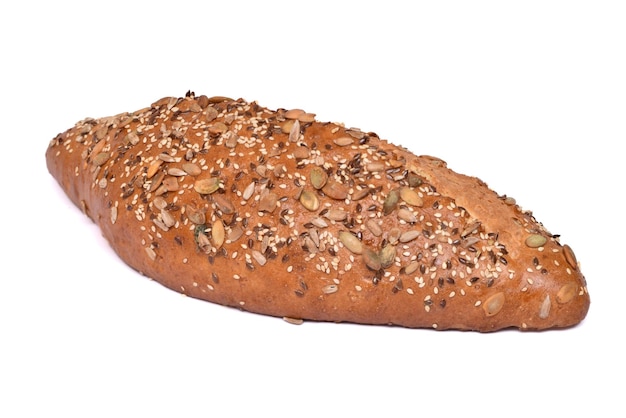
(461, 221, 481, 238)
(322, 284, 338, 294)
(167, 167, 187, 177)
(539, 295, 551, 319)
(285, 108, 305, 119)
(351, 187, 370, 201)
(324, 209, 348, 222)
(283, 317, 304, 325)
(185, 205, 206, 225)
(147, 160, 163, 179)
(212, 219, 225, 248)
(366, 162, 385, 172)
(404, 261, 419, 275)
(289, 119, 301, 143)
(228, 225, 244, 243)
(161, 209, 176, 228)
(252, 250, 267, 266)
(366, 219, 383, 237)
(242, 181, 256, 201)
(311, 218, 329, 228)
(397, 208, 417, 223)
(399, 230, 420, 243)
(182, 162, 202, 176)
(333, 137, 354, 147)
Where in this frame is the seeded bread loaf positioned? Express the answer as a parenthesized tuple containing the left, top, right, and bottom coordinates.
(46, 92, 590, 332)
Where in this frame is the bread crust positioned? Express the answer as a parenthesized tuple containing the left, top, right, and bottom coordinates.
(46, 93, 590, 331)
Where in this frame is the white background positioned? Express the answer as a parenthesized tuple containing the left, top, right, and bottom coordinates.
(1, 1, 624, 416)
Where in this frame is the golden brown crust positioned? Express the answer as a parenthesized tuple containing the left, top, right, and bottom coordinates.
(45, 93, 590, 331)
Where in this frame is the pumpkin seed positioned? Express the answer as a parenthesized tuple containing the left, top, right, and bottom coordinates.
(194, 178, 220, 194)
(525, 234, 547, 248)
(362, 248, 381, 271)
(563, 244, 578, 269)
(339, 231, 362, 254)
(310, 166, 328, 190)
(400, 187, 423, 207)
(556, 283, 578, 304)
(322, 181, 348, 200)
(483, 292, 505, 316)
(379, 244, 396, 268)
(407, 173, 423, 188)
(383, 189, 400, 215)
(300, 190, 320, 212)
(258, 190, 278, 213)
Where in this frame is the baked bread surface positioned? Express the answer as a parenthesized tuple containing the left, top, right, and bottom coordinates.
(46, 93, 590, 331)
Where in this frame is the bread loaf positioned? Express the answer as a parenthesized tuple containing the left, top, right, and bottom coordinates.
(46, 92, 590, 331)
